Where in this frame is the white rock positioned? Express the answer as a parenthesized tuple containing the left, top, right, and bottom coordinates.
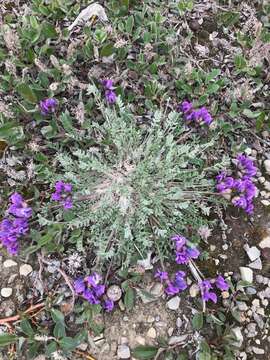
(245, 246, 261, 261)
(135, 336, 145, 346)
(189, 283, 200, 297)
(221, 291, 230, 299)
(240, 267, 253, 283)
(232, 327, 243, 347)
(1, 288, 12, 298)
(117, 345, 130, 359)
(3, 260, 17, 268)
(168, 335, 188, 346)
(258, 176, 266, 184)
(259, 235, 270, 249)
(166, 296, 180, 310)
(261, 199, 270, 206)
(256, 275, 264, 283)
(106, 285, 122, 302)
(249, 258, 262, 270)
(137, 252, 153, 270)
(252, 347, 265, 355)
(146, 327, 156, 339)
(264, 159, 270, 175)
(19, 264, 33, 276)
(264, 181, 270, 191)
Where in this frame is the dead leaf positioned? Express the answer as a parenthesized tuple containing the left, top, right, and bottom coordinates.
(68, 3, 108, 31)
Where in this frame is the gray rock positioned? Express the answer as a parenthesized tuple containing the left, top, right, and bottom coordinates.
(117, 344, 130, 359)
(232, 327, 243, 347)
(248, 258, 262, 270)
(264, 159, 270, 175)
(246, 287, 257, 295)
(19, 264, 33, 276)
(245, 245, 261, 262)
(176, 317, 183, 328)
(237, 302, 248, 311)
(252, 347, 265, 355)
(259, 235, 270, 249)
(150, 282, 163, 298)
(253, 313, 264, 329)
(256, 275, 264, 283)
(166, 296, 180, 310)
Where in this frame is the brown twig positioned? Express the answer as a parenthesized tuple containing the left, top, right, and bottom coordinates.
(38, 255, 75, 314)
(0, 303, 45, 325)
(73, 349, 96, 360)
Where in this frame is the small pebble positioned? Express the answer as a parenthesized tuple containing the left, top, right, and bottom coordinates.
(252, 347, 265, 355)
(147, 327, 157, 339)
(19, 264, 33, 277)
(189, 284, 200, 298)
(117, 345, 130, 359)
(1, 287, 13, 298)
(3, 260, 17, 268)
(166, 296, 180, 310)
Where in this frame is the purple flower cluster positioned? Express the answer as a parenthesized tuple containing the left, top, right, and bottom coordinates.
(216, 155, 257, 214)
(199, 275, 229, 303)
(51, 181, 73, 210)
(172, 234, 200, 264)
(74, 272, 114, 312)
(178, 100, 213, 126)
(39, 98, 57, 115)
(102, 79, 117, 104)
(155, 269, 187, 295)
(0, 193, 32, 255)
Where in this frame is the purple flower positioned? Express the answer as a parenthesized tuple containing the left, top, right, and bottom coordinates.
(103, 299, 114, 312)
(232, 196, 247, 209)
(165, 282, 180, 296)
(40, 98, 57, 115)
(64, 183, 72, 192)
(63, 197, 73, 210)
(74, 278, 85, 294)
(51, 192, 62, 201)
(215, 275, 229, 291)
(102, 79, 114, 90)
(10, 193, 23, 205)
(203, 291, 217, 303)
(175, 249, 190, 264)
(52, 181, 73, 210)
(171, 234, 186, 250)
(83, 289, 100, 304)
(178, 100, 193, 113)
(86, 272, 102, 287)
(154, 269, 168, 281)
(245, 201, 254, 214)
(55, 181, 65, 193)
(0, 193, 32, 255)
(216, 171, 226, 183)
(186, 247, 200, 259)
(174, 271, 187, 291)
(105, 90, 117, 104)
(179, 101, 213, 126)
(199, 280, 217, 303)
(237, 155, 257, 178)
(93, 284, 105, 297)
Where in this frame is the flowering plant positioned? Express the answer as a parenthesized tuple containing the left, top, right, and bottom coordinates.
(38, 90, 225, 266)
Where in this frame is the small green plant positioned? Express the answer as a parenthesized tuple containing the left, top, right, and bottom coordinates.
(38, 88, 224, 266)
